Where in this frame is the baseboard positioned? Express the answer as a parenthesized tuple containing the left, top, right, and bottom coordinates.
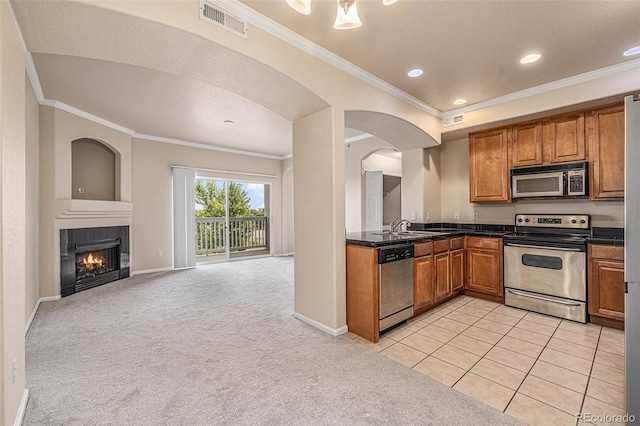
(14, 389, 28, 426)
(25, 296, 61, 335)
(273, 252, 294, 257)
(131, 267, 174, 276)
(292, 312, 348, 337)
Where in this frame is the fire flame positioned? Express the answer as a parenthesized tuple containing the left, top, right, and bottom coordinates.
(83, 253, 103, 268)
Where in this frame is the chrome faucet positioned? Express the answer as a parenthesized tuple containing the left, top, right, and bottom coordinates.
(389, 218, 411, 233)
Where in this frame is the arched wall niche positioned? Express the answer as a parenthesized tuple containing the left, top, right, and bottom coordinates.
(71, 138, 119, 201)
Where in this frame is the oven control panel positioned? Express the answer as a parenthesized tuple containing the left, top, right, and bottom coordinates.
(515, 214, 590, 229)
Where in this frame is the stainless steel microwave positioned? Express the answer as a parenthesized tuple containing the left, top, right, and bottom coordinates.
(511, 161, 588, 199)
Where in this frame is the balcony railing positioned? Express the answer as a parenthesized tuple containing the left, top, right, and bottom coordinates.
(195, 216, 269, 255)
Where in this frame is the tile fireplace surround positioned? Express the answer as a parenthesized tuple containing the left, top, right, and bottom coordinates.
(60, 226, 130, 297)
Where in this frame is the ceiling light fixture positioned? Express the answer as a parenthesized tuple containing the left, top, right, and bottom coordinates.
(453, 99, 467, 106)
(407, 69, 423, 77)
(333, 0, 362, 30)
(285, 0, 311, 15)
(623, 46, 640, 56)
(286, 0, 397, 30)
(520, 53, 541, 64)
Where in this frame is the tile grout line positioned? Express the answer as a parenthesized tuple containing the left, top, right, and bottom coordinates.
(575, 326, 602, 426)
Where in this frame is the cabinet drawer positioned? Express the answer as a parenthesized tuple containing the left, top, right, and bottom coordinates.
(466, 236, 501, 250)
(434, 239, 450, 254)
(414, 241, 433, 257)
(590, 244, 624, 261)
(450, 237, 464, 250)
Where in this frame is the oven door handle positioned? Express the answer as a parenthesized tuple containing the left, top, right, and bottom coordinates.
(507, 289, 583, 307)
(504, 243, 582, 252)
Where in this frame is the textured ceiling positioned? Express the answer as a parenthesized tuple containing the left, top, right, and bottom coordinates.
(11, 0, 640, 157)
(241, 0, 640, 111)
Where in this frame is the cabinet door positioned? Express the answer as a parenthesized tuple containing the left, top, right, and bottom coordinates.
(466, 248, 502, 296)
(588, 104, 625, 199)
(414, 255, 435, 310)
(450, 248, 464, 293)
(434, 251, 451, 300)
(511, 121, 543, 167)
(469, 128, 509, 202)
(548, 113, 586, 163)
(588, 245, 625, 321)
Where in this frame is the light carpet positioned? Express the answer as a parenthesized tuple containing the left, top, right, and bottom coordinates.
(24, 257, 523, 425)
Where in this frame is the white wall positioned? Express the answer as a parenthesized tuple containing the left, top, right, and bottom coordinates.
(362, 152, 402, 176)
(25, 73, 39, 326)
(131, 138, 286, 272)
(1, 1, 27, 422)
(439, 137, 624, 227)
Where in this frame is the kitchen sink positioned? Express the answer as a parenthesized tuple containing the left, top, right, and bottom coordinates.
(371, 230, 449, 237)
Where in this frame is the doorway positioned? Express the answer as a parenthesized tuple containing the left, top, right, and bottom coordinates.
(195, 178, 271, 262)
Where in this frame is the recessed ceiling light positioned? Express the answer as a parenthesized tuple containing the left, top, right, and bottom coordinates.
(407, 69, 423, 78)
(453, 99, 467, 106)
(520, 53, 541, 64)
(623, 46, 640, 56)
(224, 120, 234, 124)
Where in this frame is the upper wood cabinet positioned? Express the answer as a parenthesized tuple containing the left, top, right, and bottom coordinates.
(547, 113, 586, 163)
(511, 121, 543, 167)
(587, 104, 625, 199)
(469, 128, 510, 202)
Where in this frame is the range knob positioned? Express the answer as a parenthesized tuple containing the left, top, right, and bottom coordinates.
(525, 218, 530, 223)
(517, 218, 523, 223)
(580, 219, 586, 224)
(571, 219, 577, 224)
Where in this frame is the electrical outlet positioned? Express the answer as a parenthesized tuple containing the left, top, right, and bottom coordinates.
(78, 186, 84, 194)
(473, 212, 479, 221)
(12, 358, 17, 384)
(410, 212, 416, 220)
(426, 212, 431, 221)
(157, 250, 162, 257)
(454, 212, 459, 220)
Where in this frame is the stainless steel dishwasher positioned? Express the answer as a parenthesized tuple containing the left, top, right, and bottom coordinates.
(378, 244, 414, 333)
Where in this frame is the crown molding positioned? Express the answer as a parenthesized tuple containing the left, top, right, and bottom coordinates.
(25, 52, 45, 103)
(133, 133, 288, 160)
(345, 133, 373, 144)
(213, 0, 442, 118)
(443, 57, 640, 118)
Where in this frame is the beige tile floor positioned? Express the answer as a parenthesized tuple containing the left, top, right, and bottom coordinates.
(344, 295, 626, 426)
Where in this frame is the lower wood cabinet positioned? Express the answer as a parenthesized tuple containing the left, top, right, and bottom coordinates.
(464, 236, 504, 301)
(414, 238, 465, 313)
(588, 244, 625, 328)
(414, 242, 435, 311)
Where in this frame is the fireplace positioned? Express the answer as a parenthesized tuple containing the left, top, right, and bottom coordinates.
(60, 226, 130, 297)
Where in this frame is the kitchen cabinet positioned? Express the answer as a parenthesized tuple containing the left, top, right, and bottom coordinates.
(414, 238, 464, 314)
(588, 244, 624, 329)
(587, 103, 625, 199)
(450, 238, 465, 293)
(547, 112, 586, 163)
(469, 128, 510, 202)
(414, 242, 435, 311)
(465, 236, 504, 302)
(346, 244, 379, 343)
(510, 121, 543, 167)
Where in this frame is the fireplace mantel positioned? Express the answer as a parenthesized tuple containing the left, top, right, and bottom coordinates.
(55, 199, 133, 219)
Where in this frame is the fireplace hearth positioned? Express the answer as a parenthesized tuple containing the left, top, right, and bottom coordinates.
(60, 226, 129, 296)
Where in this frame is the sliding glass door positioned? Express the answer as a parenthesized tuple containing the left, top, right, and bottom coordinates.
(195, 178, 270, 262)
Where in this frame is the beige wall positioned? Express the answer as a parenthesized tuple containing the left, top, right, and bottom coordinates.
(293, 107, 346, 331)
(71, 138, 116, 201)
(1, 0, 27, 422)
(39, 107, 133, 297)
(25, 73, 39, 326)
(401, 148, 443, 223)
(131, 138, 285, 272)
(439, 138, 624, 227)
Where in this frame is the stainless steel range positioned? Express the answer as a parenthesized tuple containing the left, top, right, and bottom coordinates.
(503, 214, 590, 323)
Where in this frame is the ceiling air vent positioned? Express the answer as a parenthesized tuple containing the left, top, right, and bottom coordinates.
(443, 114, 464, 127)
(200, 0, 247, 38)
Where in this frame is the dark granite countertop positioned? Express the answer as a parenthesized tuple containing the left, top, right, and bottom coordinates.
(588, 227, 624, 246)
(346, 223, 512, 248)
